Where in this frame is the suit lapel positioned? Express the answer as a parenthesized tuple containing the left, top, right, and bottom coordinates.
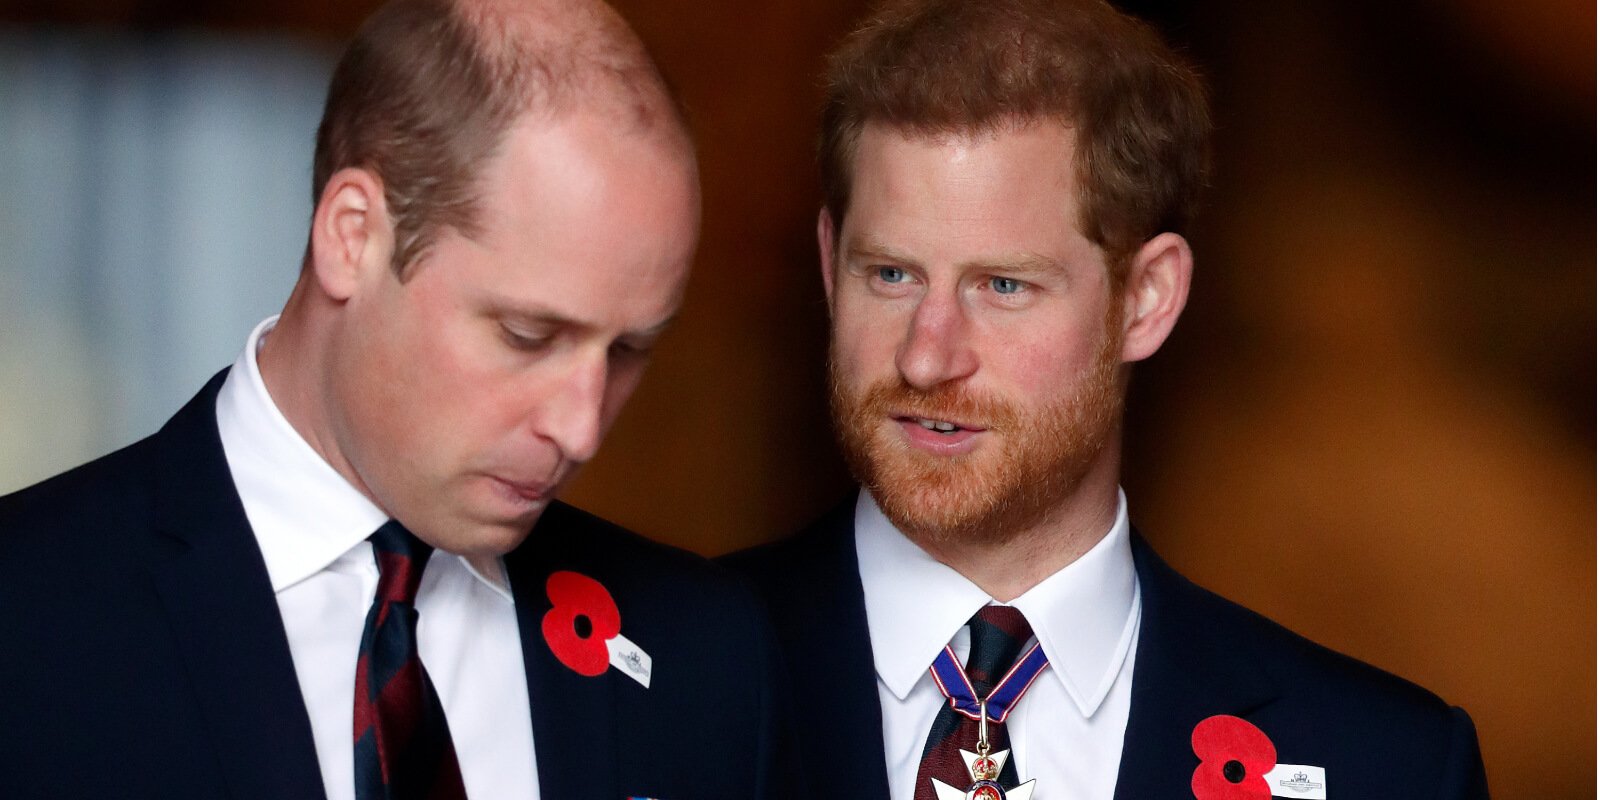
(1112, 534, 1278, 800)
(148, 372, 328, 800)
(783, 498, 892, 795)
(506, 509, 619, 800)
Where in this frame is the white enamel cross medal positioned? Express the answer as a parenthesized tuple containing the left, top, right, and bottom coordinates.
(929, 700, 1038, 800)
(928, 748, 1037, 800)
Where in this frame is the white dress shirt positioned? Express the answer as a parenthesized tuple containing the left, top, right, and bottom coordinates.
(856, 490, 1140, 800)
(215, 316, 539, 800)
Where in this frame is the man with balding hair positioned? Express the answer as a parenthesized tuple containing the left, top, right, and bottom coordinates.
(0, 1, 792, 798)
(728, 0, 1489, 798)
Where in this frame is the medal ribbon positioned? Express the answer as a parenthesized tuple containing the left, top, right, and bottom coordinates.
(928, 639, 1050, 724)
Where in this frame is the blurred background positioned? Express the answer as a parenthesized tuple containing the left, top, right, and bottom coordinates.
(0, 0, 1590, 796)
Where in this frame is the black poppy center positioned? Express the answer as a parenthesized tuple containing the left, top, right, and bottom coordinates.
(574, 614, 593, 638)
(1223, 760, 1246, 783)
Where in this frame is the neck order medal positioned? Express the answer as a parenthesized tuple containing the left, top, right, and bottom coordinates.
(929, 742, 1037, 800)
(928, 684, 1036, 796)
(926, 621, 1050, 800)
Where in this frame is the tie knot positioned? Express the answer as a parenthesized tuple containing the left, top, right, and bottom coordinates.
(369, 520, 434, 605)
(964, 605, 1034, 693)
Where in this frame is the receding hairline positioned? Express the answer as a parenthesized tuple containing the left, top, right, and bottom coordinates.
(306, 0, 697, 276)
(450, 0, 692, 144)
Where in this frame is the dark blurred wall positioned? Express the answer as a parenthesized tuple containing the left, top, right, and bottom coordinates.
(1114, 5, 1594, 798)
(2, 0, 1591, 797)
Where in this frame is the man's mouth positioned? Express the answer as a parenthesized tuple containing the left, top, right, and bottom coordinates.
(491, 476, 554, 503)
(898, 415, 983, 435)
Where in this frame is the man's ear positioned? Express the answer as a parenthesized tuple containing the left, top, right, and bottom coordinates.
(1119, 232, 1193, 363)
(308, 167, 394, 301)
(817, 207, 838, 304)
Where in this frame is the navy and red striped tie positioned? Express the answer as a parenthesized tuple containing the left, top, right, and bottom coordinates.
(913, 605, 1034, 800)
(353, 521, 469, 800)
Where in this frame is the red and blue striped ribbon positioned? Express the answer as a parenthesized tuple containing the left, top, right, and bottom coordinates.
(927, 640, 1050, 723)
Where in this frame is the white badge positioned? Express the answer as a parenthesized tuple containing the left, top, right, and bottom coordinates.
(1266, 764, 1326, 799)
(607, 632, 652, 688)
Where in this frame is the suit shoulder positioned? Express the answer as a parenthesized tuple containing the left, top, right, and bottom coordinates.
(1165, 569, 1486, 791)
(0, 436, 162, 546)
(1158, 556, 1462, 724)
(0, 435, 177, 611)
(720, 525, 824, 585)
(720, 497, 853, 594)
(530, 500, 755, 606)
(0, 372, 225, 536)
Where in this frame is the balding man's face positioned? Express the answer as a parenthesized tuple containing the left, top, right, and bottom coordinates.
(328, 112, 699, 555)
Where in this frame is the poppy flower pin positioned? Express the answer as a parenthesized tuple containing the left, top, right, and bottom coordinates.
(541, 570, 652, 688)
(1191, 715, 1328, 800)
(1191, 715, 1276, 799)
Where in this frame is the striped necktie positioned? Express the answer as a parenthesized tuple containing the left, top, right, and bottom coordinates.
(352, 521, 469, 800)
(914, 605, 1035, 800)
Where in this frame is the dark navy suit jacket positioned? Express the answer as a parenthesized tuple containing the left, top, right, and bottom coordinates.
(0, 372, 796, 800)
(723, 497, 1490, 799)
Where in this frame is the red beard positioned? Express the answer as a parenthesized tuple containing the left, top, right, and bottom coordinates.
(829, 314, 1123, 545)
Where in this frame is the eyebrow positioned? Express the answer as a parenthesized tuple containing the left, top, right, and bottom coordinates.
(490, 303, 678, 340)
(845, 236, 1067, 278)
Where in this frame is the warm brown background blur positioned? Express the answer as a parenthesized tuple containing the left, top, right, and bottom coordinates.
(4, 0, 1592, 797)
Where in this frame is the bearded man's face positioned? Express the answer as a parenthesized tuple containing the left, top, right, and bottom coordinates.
(822, 122, 1127, 543)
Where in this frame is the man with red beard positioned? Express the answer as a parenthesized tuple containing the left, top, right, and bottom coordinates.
(725, 1, 1489, 798)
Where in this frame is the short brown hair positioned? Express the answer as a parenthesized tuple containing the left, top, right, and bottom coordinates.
(311, 0, 685, 275)
(819, 0, 1211, 272)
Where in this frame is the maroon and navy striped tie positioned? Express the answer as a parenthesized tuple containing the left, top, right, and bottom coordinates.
(353, 521, 469, 800)
(913, 605, 1035, 800)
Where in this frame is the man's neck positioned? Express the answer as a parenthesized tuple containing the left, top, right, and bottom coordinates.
(908, 470, 1123, 603)
(256, 288, 373, 507)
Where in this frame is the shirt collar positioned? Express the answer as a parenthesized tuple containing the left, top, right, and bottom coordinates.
(215, 316, 512, 601)
(855, 489, 1139, 719)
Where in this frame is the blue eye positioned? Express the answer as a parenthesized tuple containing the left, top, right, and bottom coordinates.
(991, 277, 1024, 294)
(876, 267, 907, 284)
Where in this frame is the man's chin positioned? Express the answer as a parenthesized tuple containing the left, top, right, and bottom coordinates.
(439, 478, 556, 552)
(862, 441, 1088, 548)
(418, 510, 542, 558)
(869, 471, 1005, 540)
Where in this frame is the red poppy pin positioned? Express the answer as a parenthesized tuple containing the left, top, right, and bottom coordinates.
(1191, 715, 1277, 800)
(541, 571, 652, 687)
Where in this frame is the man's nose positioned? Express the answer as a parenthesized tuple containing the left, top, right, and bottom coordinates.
(895, 290, 978, 390)
(535, 350, 607, 464)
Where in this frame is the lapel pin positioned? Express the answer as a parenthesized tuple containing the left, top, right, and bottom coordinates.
(1191, 715, 1326, 799)
(542, 571, 652, 688)
(1191, 715, 1275, 799)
